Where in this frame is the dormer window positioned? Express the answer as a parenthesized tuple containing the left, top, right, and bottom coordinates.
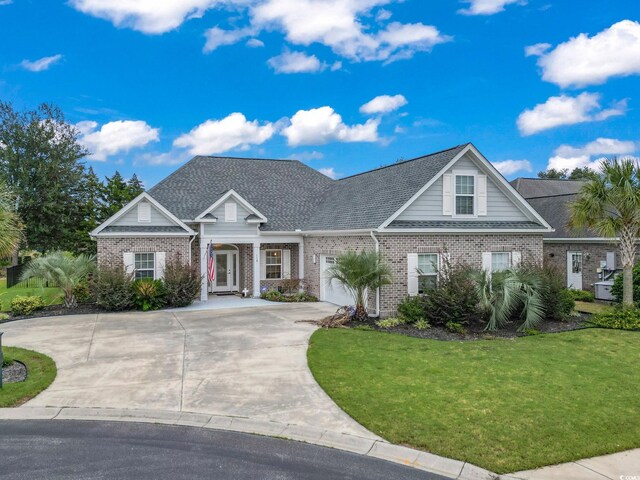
(138, 202, 151, 223)
(455, 175, 475, 216)
(225, 202, 237, 222)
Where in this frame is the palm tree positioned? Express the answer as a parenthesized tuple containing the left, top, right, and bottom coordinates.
(569, 158, 640, 307)
(0, 181, 22, 260)
(21, 251, 96, 308)
(326, 250, 392, 321)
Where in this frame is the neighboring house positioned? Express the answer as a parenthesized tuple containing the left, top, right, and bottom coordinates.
(512, 178, 620, 297)
(91, 143, 551, 317)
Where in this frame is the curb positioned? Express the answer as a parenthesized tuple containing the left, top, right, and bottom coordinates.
(0, 406, 499, 479)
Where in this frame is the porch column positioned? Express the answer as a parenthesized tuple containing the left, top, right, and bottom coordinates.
(298, 241, 304, 291)
(200, 243, 208, 301)
(252, 241, 261, 297)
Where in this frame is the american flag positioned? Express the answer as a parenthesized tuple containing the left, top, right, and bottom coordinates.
(207, 242, 215, 282)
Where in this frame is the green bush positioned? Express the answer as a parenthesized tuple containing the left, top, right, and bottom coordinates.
(11, 295, 45, 315)
(0, 312, 9, 321)
(414, 319, 430, 330)
(94, 267, 135, 311)
(521, 263, 575, 322)
(612, 264, 640, 304)
(568, 289, 595, 302)
(376, 317, 406, 328)
(445, 321, 466, 334)
(397, 295, 425, 323)
(163, 260, 201, 308)
(261, 290, 286, 302)
(290, 292, 318, 302)
(133, 279, 166, 311)
(72, 281, 95, 304)
(585, 308, 640, 331)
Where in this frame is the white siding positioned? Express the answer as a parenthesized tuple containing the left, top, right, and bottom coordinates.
(202, 200, 258, 236)
(397, 155, 530, 222)
(112, 201, 176, 227)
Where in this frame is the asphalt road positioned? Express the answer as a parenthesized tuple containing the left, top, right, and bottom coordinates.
(0, 420, 447, 479)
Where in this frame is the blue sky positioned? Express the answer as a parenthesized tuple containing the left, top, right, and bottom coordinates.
(1, 0, 639, 187)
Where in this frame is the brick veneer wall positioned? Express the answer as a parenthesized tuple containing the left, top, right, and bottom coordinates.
(260, 243, 300, 292)
(96, 237, 191, 269)
(303, 233, 543, 318)
(543, 241, 627, 292)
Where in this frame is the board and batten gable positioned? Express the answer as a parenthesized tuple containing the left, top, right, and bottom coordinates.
(110, 200, 177, 227)
(202, 199, 259, 236)
(396, 154, 531, 222)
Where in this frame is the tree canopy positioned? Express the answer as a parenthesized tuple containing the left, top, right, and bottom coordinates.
(537, 167, 599, 181)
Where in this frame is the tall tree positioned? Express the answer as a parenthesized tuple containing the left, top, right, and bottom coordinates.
(100, 171, 144, 220)
(569, 158, 640, 307)
(537, 167, 599, 181)
(0, 102, 89, 253)
(0, 181, 23, 260)
(75, 166, 104, 254)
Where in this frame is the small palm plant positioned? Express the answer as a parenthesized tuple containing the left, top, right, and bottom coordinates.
(21, 251, 96, 308)
(473, 268, 546, 331)
(569, 158, 640, 307)
(0, 181, 23, 260)
(326, 250, 393, 321)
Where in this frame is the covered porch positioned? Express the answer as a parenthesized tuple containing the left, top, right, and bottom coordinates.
(197, 235, 305, 301)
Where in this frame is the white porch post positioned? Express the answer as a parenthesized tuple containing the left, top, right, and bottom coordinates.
(200, 225, 208, 301)
(298, 241, 304, 291)
(252, 241, 261, 297)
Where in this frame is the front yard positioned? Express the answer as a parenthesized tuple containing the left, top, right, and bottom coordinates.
(1, 346, 57, 407)
(308, 328, 640, 474)
(0, 278, 62, 313)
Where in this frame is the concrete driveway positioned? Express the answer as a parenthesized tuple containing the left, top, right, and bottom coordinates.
(1, 303, 372, 437)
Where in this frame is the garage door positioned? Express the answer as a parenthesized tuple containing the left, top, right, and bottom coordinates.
(320, 255, 355, 306)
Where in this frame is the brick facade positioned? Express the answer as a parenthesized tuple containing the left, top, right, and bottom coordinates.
(96, 237, 191, 269)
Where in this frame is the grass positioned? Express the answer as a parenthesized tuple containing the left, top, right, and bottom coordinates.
(308, 328, 640, 474)
(1, 346, 57, 407)
(574, 300, 612, 315)
(0, 278, 62, 312)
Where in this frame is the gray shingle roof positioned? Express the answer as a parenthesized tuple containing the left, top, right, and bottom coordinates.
(148, 156, 333, 231)
(388, 220, 543, 230)
(102, 226, 189, 233)
(511, 178, 594, 238)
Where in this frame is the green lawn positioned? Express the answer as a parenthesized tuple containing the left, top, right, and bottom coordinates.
(0, 278, 62, 312)
(308, 328, 640, 474)
(574, 300, 612, 315)
(1, 346, 57, 407)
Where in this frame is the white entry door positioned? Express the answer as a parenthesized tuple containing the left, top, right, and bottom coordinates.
(320, 255, 356, 306)
(567, 251, 583, 290)
(210, 251, 238, 293)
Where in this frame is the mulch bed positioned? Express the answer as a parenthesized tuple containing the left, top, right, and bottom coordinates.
(2, 360, 27, 383)
(346, 314, 589, 341)
(1, 303, 106, 324)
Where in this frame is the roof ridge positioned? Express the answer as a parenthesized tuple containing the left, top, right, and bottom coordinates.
(513, 177, 586, 182)
(197, 155, 301, 163)
(337, 143, 469, 181)
(526, 192, 580, 199)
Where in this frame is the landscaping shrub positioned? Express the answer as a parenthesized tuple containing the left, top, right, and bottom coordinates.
(133, 279, 166, 311)
(612, 263, 640, 305)
(261, 290, 318, 302)
(163, 260, 201, 308)
(261, 290, 285, 302)
(281, 278, 301, 295)
(375, 317, 406, 328)
(94, 267, 135, 311)
(568, 289, 595, 303)
(445, 321, 466, 334)
(0, 312, 9, 321)
(11, 295, 45, 315)
(397, 295, 425, 323)
(290, 292, 318, 302)
(414, 319, 430, 330)
(585, 307, 640, 331)
(72, 281, 94, 304)
(519, 263, 574, 322)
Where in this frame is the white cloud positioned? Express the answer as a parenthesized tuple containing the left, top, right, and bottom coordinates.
(173, 112, 275, 155)
(283, 106, 379, 146)
(318, 167, 339, 179)
(246, 38, 264, 47)
(548, 138, 638, 171)
(68, 0, 231, 34)
(516, 92, 626, 136)
(524, 42, 551, 57)
(532, 20, 640, 88)
(458, 0, 524, 16)
(77, 120, 160, 161)
(267, 50, 327, 73)
(375, 8, 392, 22)
(492, 159, 532, 176)
(204, 26, 255, 52)
(20, 54, 63, 72)
(251, 0, 451, 62)
(360, 94, 407, 114)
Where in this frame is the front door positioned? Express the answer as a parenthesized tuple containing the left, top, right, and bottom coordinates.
(210, 251, 238, 293)
(567, 251, 583, 290)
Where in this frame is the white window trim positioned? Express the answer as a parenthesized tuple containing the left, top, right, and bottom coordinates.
(417, 253, 439, 294)
(138, 202, 151, 223)
(134, 252, 156, 280)
(452, 170, 477, 218)
(264, 249, 283, 280)
(224, 202, 237, 222)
